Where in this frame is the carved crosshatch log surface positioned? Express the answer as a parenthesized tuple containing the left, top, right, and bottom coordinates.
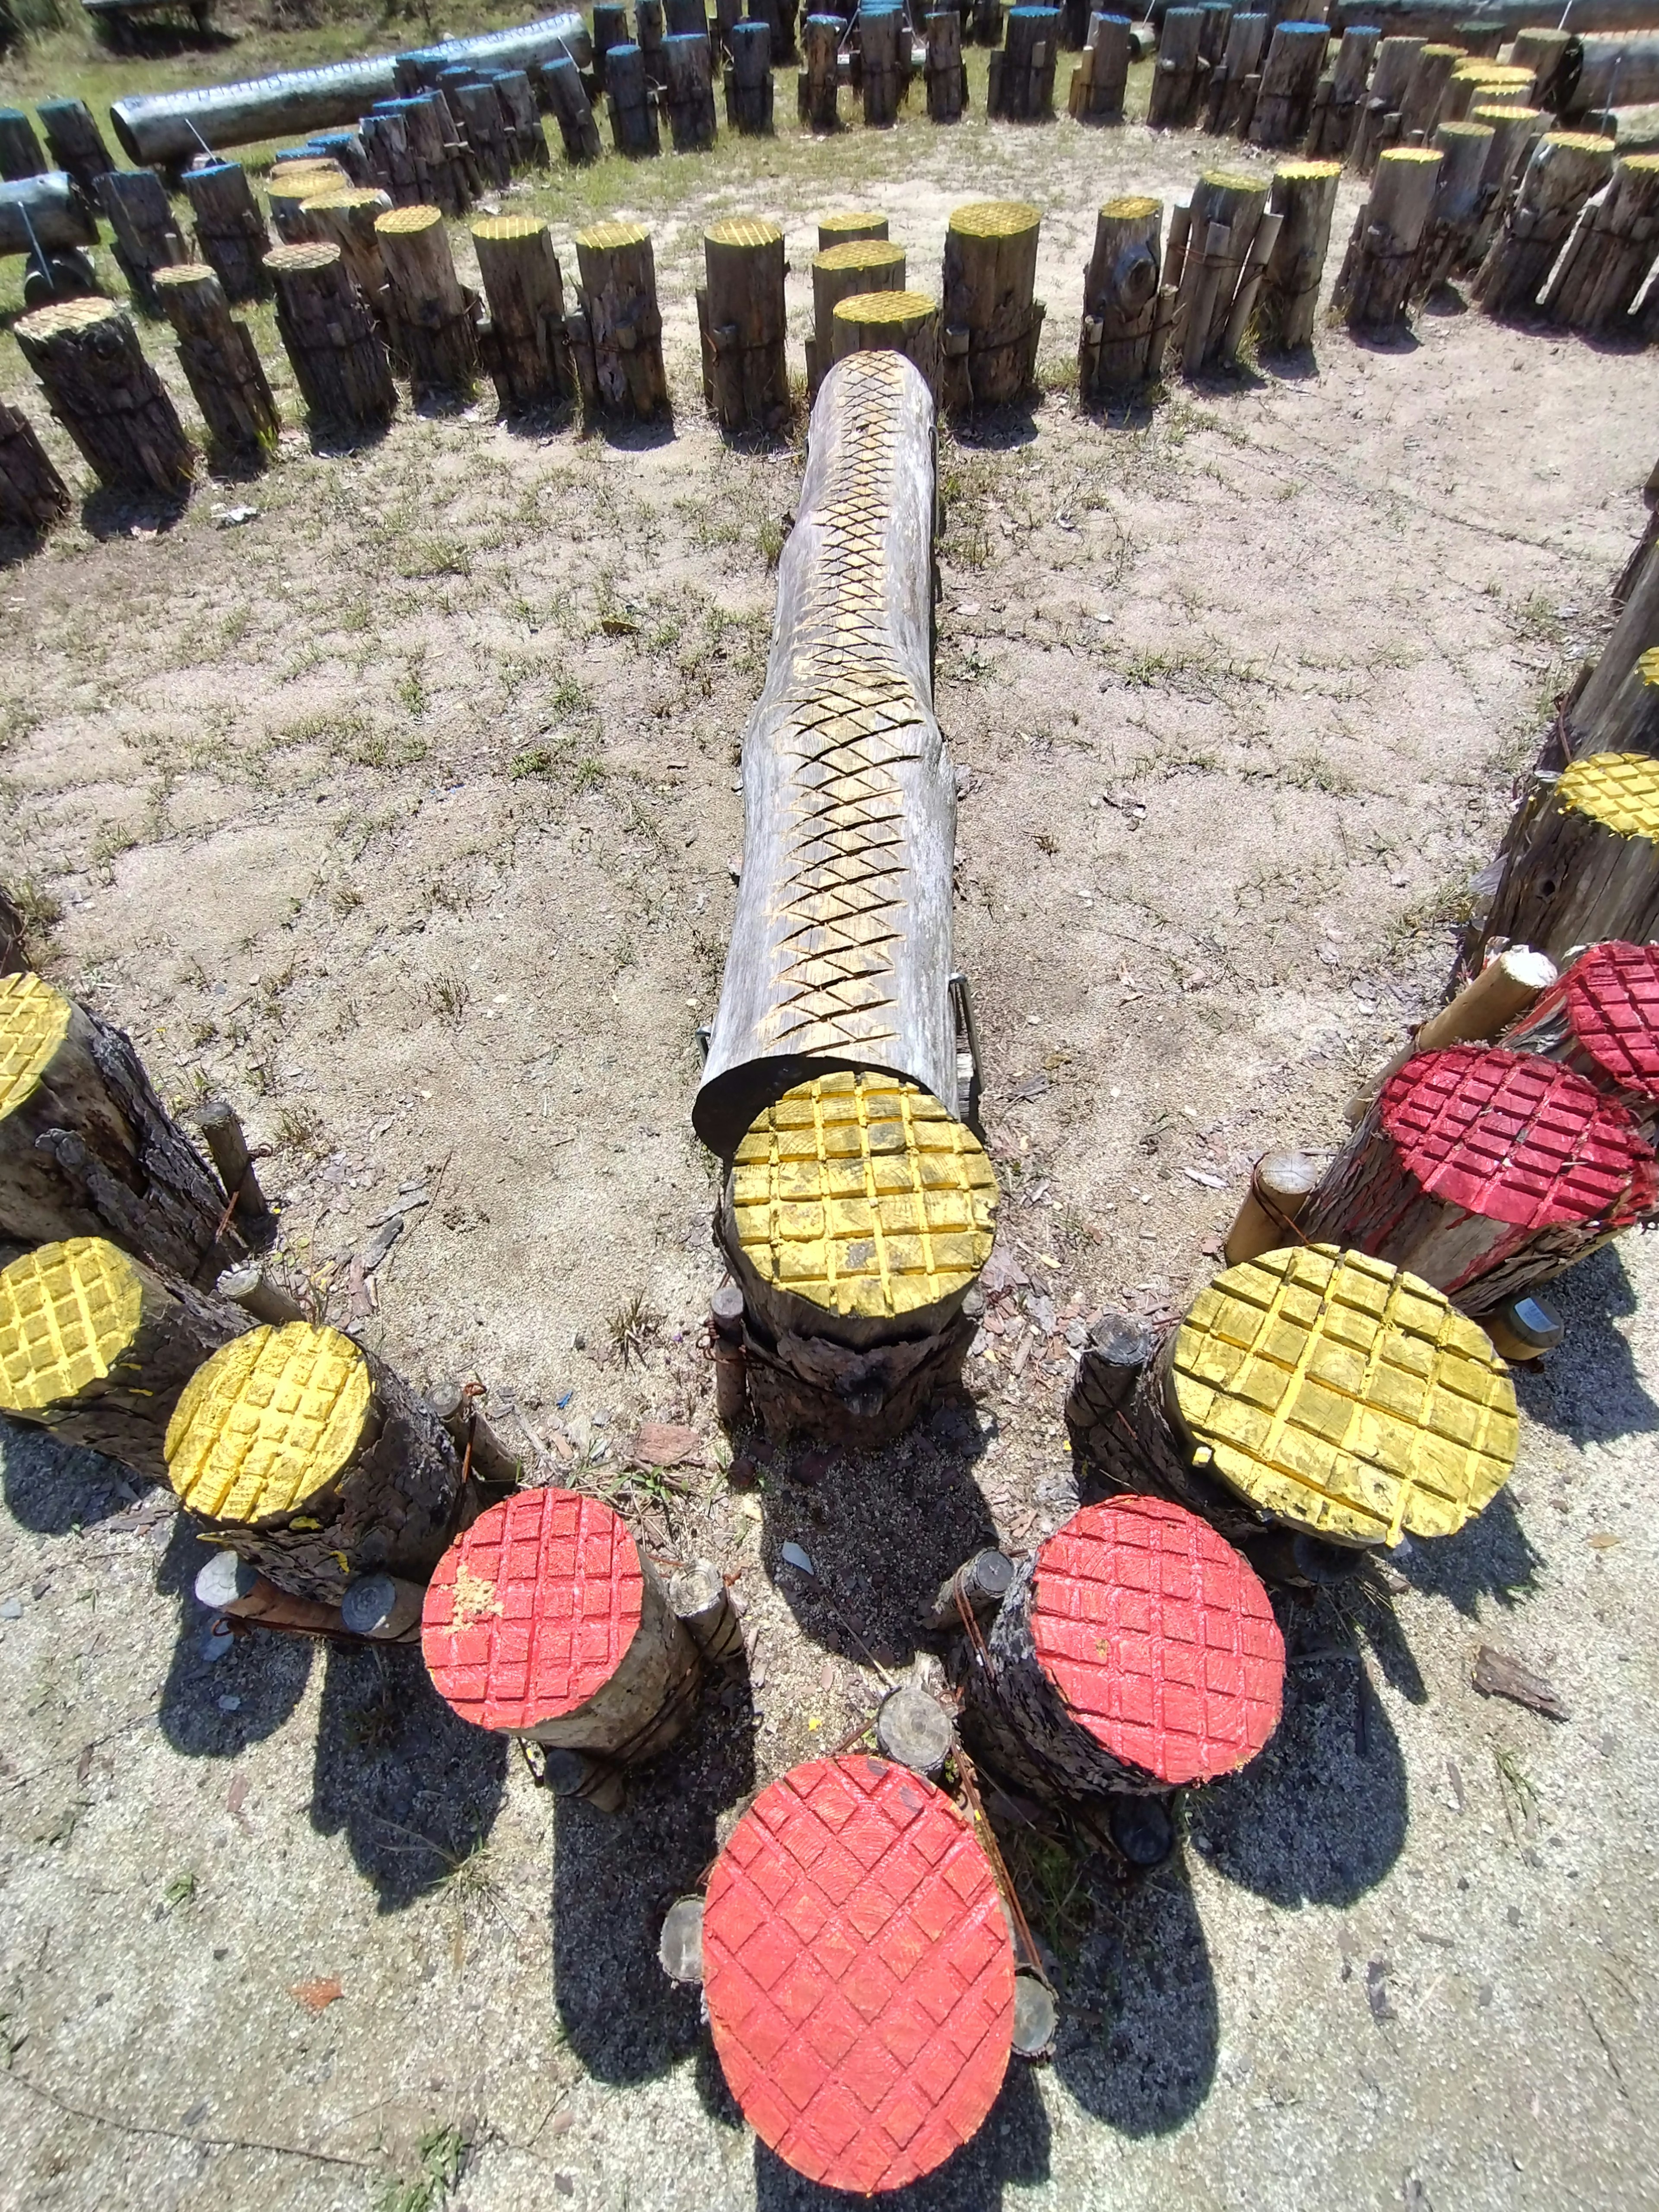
(1500, 940, 1659, 1135)
(693, 352, 958, 1157)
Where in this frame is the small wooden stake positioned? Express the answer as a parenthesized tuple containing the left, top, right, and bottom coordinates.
(96, 168, 190, 315)
(1347, 945, 1557, 1125)
(669, 1557, 744, 1660)
(699, 216, 789, 431)
(197, 1550, 346, 1635)
(1079, 194, 1162, 395)
(14, 296, 192, 498)
(876, 1683, 952, 1775)
(427, 1376, 520, 1487)
(216, 1261, 305, 1327)
(1255, 159, 1340, 352)
(181, 161, 273, 303)
(153, 264, 280, 469)
(339, 1570, 426, 1640)
(1474, 132, 1616, 316)
(1332, 146, 1443, 331)
(1221, 1148, 1321, 1266)
(572, 219, 670, 418)
(927, 1547, 1013, 1627)
(265, 241, 396, 437)
(375, 203, 480, 405)
(0, 400, 70, 534)
(472, 213, 575, 413)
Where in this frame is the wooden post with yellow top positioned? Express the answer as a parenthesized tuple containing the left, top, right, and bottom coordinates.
(941, 200, 1044, 411)
(570, 220, 670, 418)
(830, 290, 941, 398)
(697, 217, 790, 432)
(807, 237, 905, 393)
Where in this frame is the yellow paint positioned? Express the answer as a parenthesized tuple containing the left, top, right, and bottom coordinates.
(1273, 162, 1341, 185)
(1377, 148, 1446, 168)
(819, 211, 887, 242)
(576, 219, 650, 252)
(832, 288, 935, 330)
(1101, 194, 1162, 220)
(375, 203, 445, 238)
(165, 1322, 372, 1525)
(731, 1071, 998, 1320)
(472, 213, 545, 245)
(0, 1238, 143, 1413)
(949, 200, 1042, 241)
(707, 216, 782, 250)
(0, 971, 70, 1121)
(816, 240, 905, 279)
(1544, 132, 1620, 156)
(1170, 1244, 1517, 1545)
(1560, 752, 1659, 841)
(266, 242, 340, 276)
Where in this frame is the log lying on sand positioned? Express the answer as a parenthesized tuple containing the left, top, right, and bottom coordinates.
(0, 1236, 243, 1481)
(1301, 1048, 1658, 1314)
(941, 199, 1044, 410)
(1473, 131, 1617, 314)
(1471, 752, 1659, 964)
(166, 1320, 463, 1601)
(153, 264, 280, 467)
(423, 1489, 702, 1774)
(1079, 194, 1163, 393)
(697, 216, 790, 431)
(0, 402, 71, 534)
(1332, 145, 1443, 330)
(1499, 940, 1659, 1135)
(964, 1495, 1285, 1802)
(0, 974, 239, 1279)
(1255, 159, 1341, 349)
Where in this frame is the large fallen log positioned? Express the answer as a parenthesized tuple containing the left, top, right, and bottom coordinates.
(1326, 2, 1659, 34)
(0, 173, 98, 260)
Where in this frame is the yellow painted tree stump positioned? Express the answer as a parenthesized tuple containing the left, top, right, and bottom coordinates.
(808, 238, 906, 392)
(1473, 752, 1659, 968)
(830, 288, 940, 397)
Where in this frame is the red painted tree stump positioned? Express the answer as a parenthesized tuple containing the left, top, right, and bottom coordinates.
(965, 1495, 1284, 1804)
(702, 1755, 1015, 2194)
(422, 1489, 700, 1766)
(1500, 941, 1659, 1137)
(1302, 1046, 1657, 1316)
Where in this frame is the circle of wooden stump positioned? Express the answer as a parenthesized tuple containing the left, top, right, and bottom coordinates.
(725, 1069, 997, 1341)
(830, 286, 941, 393)
(819, 210, 888, 248)
(14, 296, 194, 499)
(810, 238, 906, 388)
(1170, 1244, 1518, 1546)
(702, 1754, 1014, 2196)
(1501, 941, 1659, 1127)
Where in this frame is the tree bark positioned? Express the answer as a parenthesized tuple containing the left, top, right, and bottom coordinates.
(664, 29, 720, 147)
(14, 296, 193, 496)
(492, 70, 551, 169)
(1305, 24, 1378, 153)
(1540, 151, 1659, 328)
(726, 19, 776, 130)
(473, 213, 575, 412)
(1149, 7, 1210, 129)
(0, 109, 46, 182)
(1464, 101, 1549, 264)
(0, 972, 242, 1281)
(1414, 118, 1498, 290)
(1570, 643, 1659, 759)
(1471, 752, 1659, 968)
(572, 219, 670, 417)
(96, 168, 190, 315)
(0, 1235, 245, 1481)
(1248, 19, 1327, 148)
(375, 203, 480, 405)
(265, 240, 397, 436)
(606, 43, 663, 154)
(1069, 10, 1131, 121)
(1079, 194, 1162, 394)
(1473, 131, 1616, 315)
(180, 160, 273, 302)
(698, 216, 789, 429)
(801, 13, 843, 128)
(153, 264, 280, 467)
(1353, 33, 1424, 173)
(862, 3, 906, 124)
(1397, 40, 1464, 141)
(0, 401, 71, 534)
(1254, 158, 1340, 349)
(941, 199, 1043, 409)
(808, 237, 905, 391)
(37, 99, 116, 197)
(928, 8, 970, 120)
(539, 55, 605, 160)
(302, 187, 394, 334)
(988, 5, 1061, 118)
(1333, 144, 1443, 329)
(361, 107, 420, 204)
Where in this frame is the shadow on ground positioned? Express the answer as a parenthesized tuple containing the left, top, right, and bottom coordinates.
(1511, 1244, 1659, 1450)
(154, 1510, 315, 1757)
(0, 1423, 133, 1537)
(751, 2063, 1051, 2211)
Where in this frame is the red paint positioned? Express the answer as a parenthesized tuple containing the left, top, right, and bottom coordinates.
(1380, 1048, 1655, 1230)
(1565, 941, 1659, 1097)
(422, 1490, 643, 1732)
(1030, 1496, 1284, 1786)
(703, 1756, 1014, 2195)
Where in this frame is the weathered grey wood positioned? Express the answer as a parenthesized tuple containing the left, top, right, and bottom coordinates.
(305, 130, 373, 184)
(197, 1551, 348, 1637)
(1570, 32, 1659, 115)
(427, 1376, 521, 1487)
(1248, 19, 1327, 147)
(1221, 203, 1283, 353)
(338, 1570, 426, 1639)
(1333, 145, 1443, 327)
(180, 161, 272, 302)
(572, 220, 670, 417)
(862, 2, 906, 124)
(37, 100, 116, 196)
(989, 5, 1062, 117)
(473, 213, 575, 412)
(0, 173, 99, 263)
(1475, 130, 1617, 313)
(1255, 157, 1341, 347)
(0, 401, 71, 534)
(97, 168, 190, 314)
(808, 237, 905, 390)
(375, 203, 480, 405)
(941, 199, 1043, 408)
(694, 351, 956, 1154)
(970, 0, 1006, 43)
(1470, 756, 1659, 968)
(400, 91, 472, 217)
(1197, 0, 1234, 68)
(1080, 194, 1162, 393)
(194, 1096, 272, 1230)
(876, 1683, 953, 1774)
(1068, 10, 1131, 119)
(607, 43, 662, 153)
(664, 29, 720, 147)
(14, 296, 193, 496)
(801, 13, 844, 125)
(1573, 549, 1659, 750)
(302, 188, 394, 332)
(669, 1557, 745, 1659)
(1306, 25, 1379, 153)
(698, 216, 789, 429)
(361, 107, 418, 203)
(265, 240, 397, 436)
(0, 110, 47, 182)
(217, 1259, 305, 1326)
(1353, 34, 1424, 172)
(1221, 1149, 1322, 1263)
(1414, 117, 1497, 289)
(153, 264, 279, 468)
(927, 8, 970, 119)
(491, 70, 550, 169)
(1203, 9, 1266, 131)
(639, 0, 670, 86)
(1541, 151, 1659, 327)
(456, 81, 514, 188)
(726, 18, 775, 130)
(1330, 4, 1659, 42)
(266, 161, 346, 246)
(1149, 6, 1209, 128)
(1397, 40, 1465, 141)
(1180, 168, 1269, 367)
(540, 57, 605, 162)
(0, 973, 241, 1281)
(1465, 102, 1549, 263)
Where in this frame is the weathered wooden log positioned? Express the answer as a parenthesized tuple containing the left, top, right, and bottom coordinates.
(988, 5, 1062, 116)
(1079, 194, 1163, 393)
(423, 1489, 702, 1767)
(1203, 9, 1266, 131)
(1154, 6, 1215, 130)
(1248, 19, 1328, 147)
(360, 107, 417, 203)
(1571, 643, 1659, 760)
(1220, 1147, 1321, 1264)
(1465, 101, 1549, 262)
(862, 1, 906, 124)
(1302, 1048, 1657, 1315)
(153, 264, 279, 467)
(302, 188, 394, 332)
(1474, 130, 1616, 312)
(403, 92, 473, 217)
(14, 296, 193, 496)
(830, 287, 940, 394)
(1540, 151, 1659, 327)
(801, 13, 844, 125)
(179, 162, 271, 302)
(638, 0, 670, 86)
(1305, 24, 1378, 153)
(964, 1496, 1284, 1805)
(338, 1569, 427, 1640)
(36, 99, 115, 197)
(1330, 2, 1659, 35)
(0, 973, 241, 1280)
(1471, 752, 1659, 968)
(217, 1259, 304, 1327)
(1569, 32, 1659, 116)
(750, 0, 799, 67)
(0, 1236, 245, 1481)
(1254, 157, 1341, 347)
(927, 7, 971, 119)
(266, 164, 343, 246)
(1068, 10, 1131, 120)
(540, 55, 605, 160)
(572, 219, 670, 417)
(819, 209, 888, 248)
(664, 29, 721, 146)
(0, 401, 71, 534)
(606, 43, 663, 153)
(1509, 25, 1577, 109)
(725, 18, 776, 129)
(96, 168, 190, 315)
(472, 214, 575, 413)
(0, 109, 46, 182)
(265, 241, 397, 437)
(1195, 0, 1234, 66)
(1414, 117, 1497, 288)
(305, 130, 374, 184)
(1177, 167, 1269, 368)
(941, 199, 1043, 410)
(426, 1376, 521, 1489)
(375, 204, 480, 406)
(1066, 1245, 1519, 1554)
(1497, 941, 1659, 1137)
(1347, 944, 1557, 1122)
(808, 235, 905, 389)
(1353, 33, 1424, 172)
(668, 0, 712, 37)
(0, 173, 99, 265)
(1397, 40, 1465, 141)
(698, 216, 789, 430)
(668, 1556, 744, 1660)
(1333, 144, 1443, 327)
(167, 1321, 463, 1602)
(875, 1681, 953, 1775)
(492, 70, 550, 169)
(456, 81, 514, 188)
(970, 0, 1007, 43)
(593, 0, 632, 88)
(710, 1281, 750, 1424)
(198, 1551, 353, 1638)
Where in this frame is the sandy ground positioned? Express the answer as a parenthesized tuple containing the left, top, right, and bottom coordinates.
(1, 80, 1658, 2212)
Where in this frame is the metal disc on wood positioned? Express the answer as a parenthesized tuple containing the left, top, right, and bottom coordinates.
(0, 971, 70, 1121)
(702, 1754, 1014, 2195)
(165, 1322, 372, 1523)
(728, 1070, 997, 1324)
(422, 1489, 643, 1731)
(1562, 941, 1659, 1099)
(1028, 1497, 1284, 1787)
(0, 1236, 141, 1413)
(1172, 1243, 1518, 1545)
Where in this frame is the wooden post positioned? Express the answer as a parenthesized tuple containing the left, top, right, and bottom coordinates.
(963, 1495, 1284, 1803)
(361, 107, 420, 204)
(457, 81, 514, 189)
(1474, 131, 1620, 315)
(96, 169, 190, 315)
(989, 6, 1062, 118)
(572, 220, 670, 418)
(801, 14, 843, 128)
(540, 55, 605, 161)
(0, 1236, 244, 1482)
(1248, 20, 1328, 148)
(666, 0, 711, 35)
(180, 162, 273, 303)
(305, 130, 373, 184)
(1305, 25, 1377, 154)
(1499, 941, 1659, 1137)
(606, 43, 662, 154)
(862, 3, 906, 125)
(808, 236, 905, 390)
(1069, 11, 1131, 121)
(1177, 168, 1269, 370)
(0, 972, 241, 1280)
(0, 109, 45, 181)
(1512, 25, 1575, 111)
(668, 1557, 744, 1659)
(405, 92, 473, 216)
(217, 1259, 305, 1328)
(375, 204, 480, 406)
(167, 1321, 463, 1602)
(1414, 117, 1497, 291)
(197, 1551, 351, 1637)
(941, 199, 1043, 410)
(37, 99, 115, 197)
(14, 297, 193, 498)
(427, 1377, 521, 1487)
(491, 70, 551, 169)
(593, 0, 632, 89)
(265, 241, 397, 439)
(0, 401, 71, 535)
(1205, 10, 1266, 133)
(265, 163, 346, 245)
(698, 216, 789, 431)
(876, 1682, 953, 1775)
(302, 188, 394, 332)
(1472, 753, 1659, 969)
(1541, 153, 1659, 331)
(1347, 944, 1557, 1124)
(1465, 102, 1548, 266)
(710, 1280, 750, 1423)
(422, 1489, 702, 1765)
(1148, 7, 1209, 130)
(1221, 204, 1283, 355)
(664, 29, 720, 147)
(473, 214, 575, 413)
(1220, 1148, 1321, 1265)
(1254, 158, 1340, 350)
(726, 19, 775, 130)
(928, 1546, 1014, 1628)
(1332, 145, 1443, 330)
(194, 1097, 272, 1231)
(1396, 40, 1465, 142)
(819, 209, 888, 248)
(1353, 34, 1423, 175)
(340, 1570, 427, 1640)
(830, 287, 940, 394)
(1302, 1047, 1657, 1315)
(969, 0, 1005, 45)
(1079, 195, 1162, 395)
(153, 265, 280, 469)
(927, 8, 970, 120)
(1195, 0, 1233, 70)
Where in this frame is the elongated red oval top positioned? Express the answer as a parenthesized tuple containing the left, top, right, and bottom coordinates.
(1030, 1495, 1284, 1786)
(422, 1489, 643, 1732)
(1564, 941, 1659, 1097)
(1379, 1046, 1656, 1230)
(703, 1756, 1014, 2196)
